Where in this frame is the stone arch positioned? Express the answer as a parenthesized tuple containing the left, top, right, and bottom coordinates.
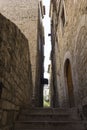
(63, 51, 76, 107)
(64, 58, 75, 107)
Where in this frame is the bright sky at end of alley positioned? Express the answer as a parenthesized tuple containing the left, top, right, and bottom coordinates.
(43, 0, 51, 79)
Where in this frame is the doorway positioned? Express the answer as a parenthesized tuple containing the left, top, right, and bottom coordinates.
(43, 84, 50, 107)
(64, 59, 75, 107)
(43, 78, 50, 107)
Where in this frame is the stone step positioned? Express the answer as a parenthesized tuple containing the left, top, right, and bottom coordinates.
(21, 107, 70, 114)
(14, 108, 85, 130)
(14, 120, 85, 130)
(19, 113, 70, 121)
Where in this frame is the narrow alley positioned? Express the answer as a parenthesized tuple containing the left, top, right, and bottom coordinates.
(0, 0, 87, 130)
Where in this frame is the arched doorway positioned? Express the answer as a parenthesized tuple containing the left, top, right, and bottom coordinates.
(64, 59, 75, 107)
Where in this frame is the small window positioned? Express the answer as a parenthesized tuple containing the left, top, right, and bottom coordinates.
(61, 6, 65, 27)
(0, 82, 3, 99)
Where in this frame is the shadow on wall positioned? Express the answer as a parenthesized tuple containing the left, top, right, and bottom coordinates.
(0, 13, 32, 129)
(0, 82, 3, 99)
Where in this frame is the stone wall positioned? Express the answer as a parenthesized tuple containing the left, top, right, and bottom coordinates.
(0, 0, 38, 88)
(50, 0, 87, 108)
(33, 1, 45, 107)
(0, 13, 32, 130)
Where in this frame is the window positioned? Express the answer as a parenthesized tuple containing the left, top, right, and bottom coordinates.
(61, 6, 65, 27)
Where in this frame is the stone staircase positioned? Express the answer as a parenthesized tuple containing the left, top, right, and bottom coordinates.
(14, 107, 85, 130)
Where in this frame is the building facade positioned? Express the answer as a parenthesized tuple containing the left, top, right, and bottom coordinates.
(0, 0, 45, 129)
(0, 0, 45, 107)
(33, 0, 45, 107)
(50, 0, 87, 113)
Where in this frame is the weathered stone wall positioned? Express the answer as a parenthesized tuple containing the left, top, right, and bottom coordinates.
(0, 13, 32, 130)
(50, 0, 87, 108)
(33, 1, 45, 107)
(0, 0, 38, 88)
